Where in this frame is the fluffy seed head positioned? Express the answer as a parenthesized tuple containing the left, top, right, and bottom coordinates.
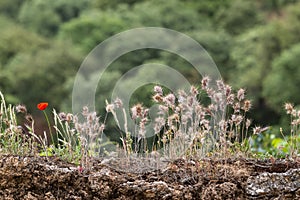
(253, 126, 263, 135)
(201, 76, 210, 90)
(16, 104, 27, 114)
(135, 104, 143, 117)
(190, 86, 198, 96)
(154, 116, 165, 133)
(152, 94, 163, 102)
(237, 88, 245, 101)
(59, 112, 67, 121)
(216, 80, 225, 91)
(154, 85, 163, 95)
(82, 106, 89, 116)
(233, 102, 240, 113)
(219, 120, 227, 132)
(226, 94, 235, 105)
(284, 103, 294, 114)
(243, 100, 252, 112)
(105, 103, 114, 113)
(246, 119, 251, 129)
(131, 103, 143, 119)
(66, 113, 73, 122)
(25, 114, 33, 122)
(225, 84, 232, 97)
(213, 92, 223, 103)
(164, 93, 175, 106)
(231, 114, 243, 125)
(99, 124, 105, 132)
(114, 98, 123, 108)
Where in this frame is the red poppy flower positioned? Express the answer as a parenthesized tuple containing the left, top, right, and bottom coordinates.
(37, 102, 48, 111)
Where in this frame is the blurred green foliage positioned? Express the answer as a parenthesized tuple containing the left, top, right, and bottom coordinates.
(0, 0, 300, 153)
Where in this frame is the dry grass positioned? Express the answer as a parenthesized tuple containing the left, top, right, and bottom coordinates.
(0, 76, 298, 172)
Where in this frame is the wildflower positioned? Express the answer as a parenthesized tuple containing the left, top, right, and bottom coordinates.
(37, 102, 51, 135)
(237, 89, 245, 101)
(37, 102, 48, 111)
(16, 104, 27, 113)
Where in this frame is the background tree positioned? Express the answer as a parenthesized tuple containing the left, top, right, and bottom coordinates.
(1, 0, 300, 139)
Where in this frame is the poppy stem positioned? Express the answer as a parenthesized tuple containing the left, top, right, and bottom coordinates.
(42, 110, 53, 139)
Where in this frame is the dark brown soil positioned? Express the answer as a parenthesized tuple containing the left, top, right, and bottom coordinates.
(0, 155, 299, 199)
